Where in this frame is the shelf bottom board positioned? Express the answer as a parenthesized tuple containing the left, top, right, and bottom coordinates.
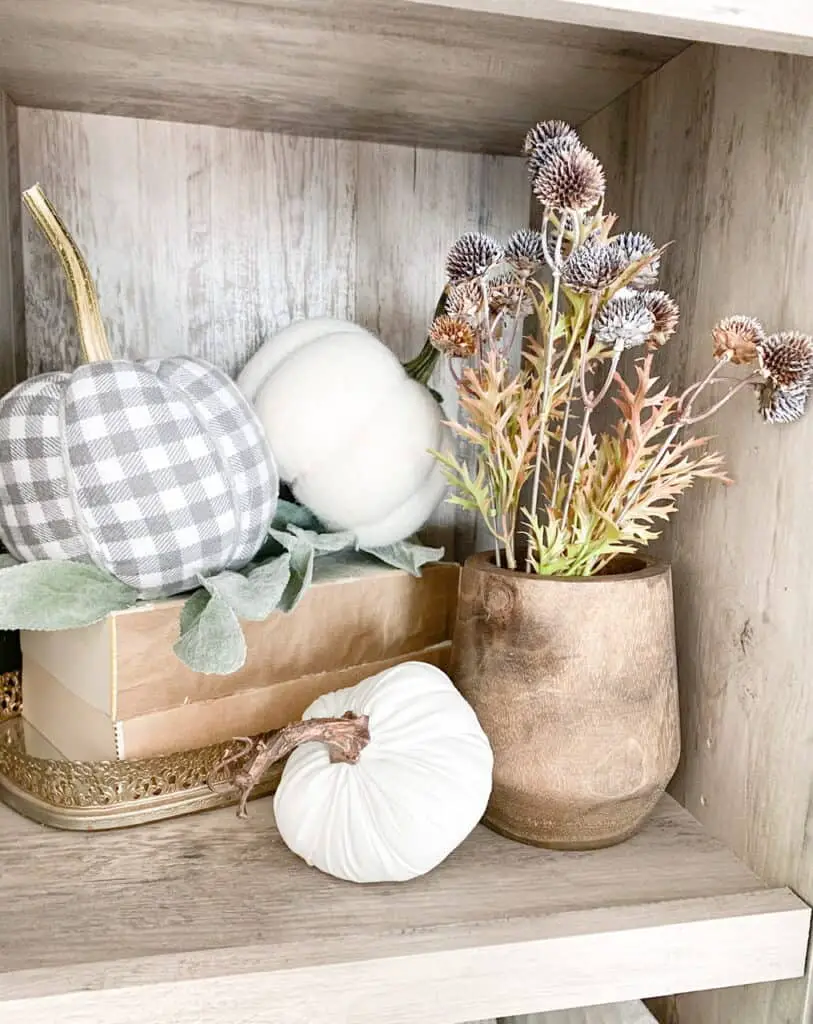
(0, 795, 808, 1023)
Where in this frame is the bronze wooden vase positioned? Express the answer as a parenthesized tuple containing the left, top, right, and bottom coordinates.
(451, 553, 680, 849)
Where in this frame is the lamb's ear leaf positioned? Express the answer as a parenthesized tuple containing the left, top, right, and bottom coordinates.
(179, 588, 210, 634)
(0, 561, 139, 630)
(173, 591, 247, 675)
(359, 540, 445, 577)
(198, 554, 291, 621)
(272, 535, 315, 613)
(271, 499, 323, 533)
(286, 526, 356, 555)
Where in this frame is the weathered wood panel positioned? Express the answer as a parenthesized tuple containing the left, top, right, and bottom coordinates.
(0, 92, 24, 393)
(404, 0, 813, 56)
(501, 1003, 656, 1023)
(0, 0, 685, 155)
(582, 42, 813, 1024)
(0, 795, 807, 1022)
(16, 106, 528, 555)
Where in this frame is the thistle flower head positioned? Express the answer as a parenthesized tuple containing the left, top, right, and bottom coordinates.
(712, 315, 765, 365)
(595, 290, 655, 350)
(533, 145, 606, 211)
(561, 240, 625, 293)
(613, 232, 660, 289)
(523, 119, 579, 156)
(487, 277, 533, 317)
(757, 379, 810, 424)
(445, 280, 483, 321)
(758, 331, 813, 387)
(446, 232, 503, 284)
(505, 229, 547, 271)
(642, 290, 680, 347)
(429, 314, 478, 358)
(523, 121, 581, 180)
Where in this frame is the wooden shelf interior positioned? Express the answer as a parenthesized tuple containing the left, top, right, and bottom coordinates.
(0, 0, 687, 154)
(0, 795, 807, 1022)
(2, 8, 813, 1023)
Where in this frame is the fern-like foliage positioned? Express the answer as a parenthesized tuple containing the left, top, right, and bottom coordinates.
(526, 353, 728, 575)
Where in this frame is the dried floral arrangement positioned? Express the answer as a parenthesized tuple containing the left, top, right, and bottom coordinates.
(419, 120, 813, 576)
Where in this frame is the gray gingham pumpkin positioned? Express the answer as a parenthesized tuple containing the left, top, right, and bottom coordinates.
(0, 358, 278, 597)
(0, 186, 278, 598)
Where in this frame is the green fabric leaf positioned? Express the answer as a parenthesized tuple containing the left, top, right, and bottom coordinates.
(173, 591, 247, 675)
(0, 561, 139, 630)
(279, 546, 315, 613)
(179, 588, 211, 634)
(310, 550, 384, 583)
(272, 499, 323, 533)
(269, 525, 354, 612)
(359, 540, 445, 576)
(273, 537, 315, 613)
(198, 554, 291, 621)
(287, 526, 356, 555)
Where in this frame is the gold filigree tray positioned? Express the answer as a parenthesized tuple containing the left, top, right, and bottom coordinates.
(0, 670, 22, 721)
(0, 712, 280, 831)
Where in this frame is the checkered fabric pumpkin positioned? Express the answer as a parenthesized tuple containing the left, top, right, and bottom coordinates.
(0, 185, 278, 598)
(0, 357, 278, 597)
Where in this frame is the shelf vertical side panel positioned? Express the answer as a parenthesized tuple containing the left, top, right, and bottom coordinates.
(582, 40, 813, 1024)
(0, 92, 25, 392)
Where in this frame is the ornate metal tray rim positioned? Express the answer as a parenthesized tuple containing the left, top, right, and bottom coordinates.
(0, 691, 280, 831)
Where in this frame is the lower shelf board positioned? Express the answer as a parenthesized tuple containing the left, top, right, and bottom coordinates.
(0, 795, 808, 1024)
(500, 1003, 656, 1023)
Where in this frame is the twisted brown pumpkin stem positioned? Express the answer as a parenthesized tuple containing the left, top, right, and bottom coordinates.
(21, 184, 112, 365)
(208, 711, 371, 819)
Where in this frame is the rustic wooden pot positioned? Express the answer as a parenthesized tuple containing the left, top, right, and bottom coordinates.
(451, 552, 680, 849)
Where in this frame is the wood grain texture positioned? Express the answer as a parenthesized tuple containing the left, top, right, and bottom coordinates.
(403, 0, 813, 56)
(581, 41, 813, 1024)
(16, 107, 529, 554)
(0, 92, 24, 393)
(501, 1004, 656, 1023)
(452, 554, 679, 849)
(0, 794, 807, 1023)
(0, 0, 685, 155)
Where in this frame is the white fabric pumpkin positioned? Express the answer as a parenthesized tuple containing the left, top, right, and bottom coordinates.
(274, 662, 493, 883)
(237, 318, 450, 546)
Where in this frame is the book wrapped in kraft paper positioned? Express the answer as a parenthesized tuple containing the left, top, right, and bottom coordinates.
(20, 560, 460, 762)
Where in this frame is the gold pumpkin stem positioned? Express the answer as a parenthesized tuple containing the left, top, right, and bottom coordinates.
(22, 184, 112, 364)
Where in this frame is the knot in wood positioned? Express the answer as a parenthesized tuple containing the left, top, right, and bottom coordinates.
(483, 579, 516, 623)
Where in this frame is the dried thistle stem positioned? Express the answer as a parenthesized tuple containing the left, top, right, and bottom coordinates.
(526, 212, 568, 571)
(552, 374, 577, 503)
(560, 295, 605, 523)
(681, 371, 762, 425)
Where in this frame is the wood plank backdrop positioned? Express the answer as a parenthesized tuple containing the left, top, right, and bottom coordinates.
(16, 106, 528, 558)
(582, 42, 813, 1024)
(0, 93, 25, 394)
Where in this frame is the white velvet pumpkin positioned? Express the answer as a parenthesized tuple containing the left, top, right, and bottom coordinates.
(237, 318, 451, 546)
(274, 662, 493, 883)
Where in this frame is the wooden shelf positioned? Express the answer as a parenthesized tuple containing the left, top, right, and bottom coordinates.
(0, 794, 808, 1024)
(0, 0, 686, 154)
(404, 0, 813, 56)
